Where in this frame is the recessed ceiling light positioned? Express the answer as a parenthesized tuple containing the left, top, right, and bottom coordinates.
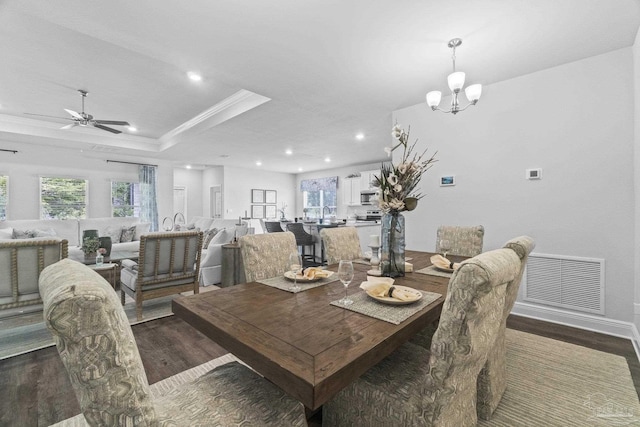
(285, 149, 293, 155)
(187, 71, 202, 82)
(324, 157, 331, 163)
(128, 126, 137, 132)
(256, 161, 262, 166)
(298, 167, 303, 172)
(355, 133, 365, 140)
(186, 165, 192, 169)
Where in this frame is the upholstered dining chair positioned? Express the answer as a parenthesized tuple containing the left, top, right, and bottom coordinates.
(286, 222, 316, 266)
(435, 225, 485, 257)
(320, 226, 362, 265)
(239, 232, 298, 282)
(120, 230, 202, 320)
(477, 235, 535, 420)
(323, 246, 521, 426)
(39, 258, 307, 426)
(264, 221, 285, 233)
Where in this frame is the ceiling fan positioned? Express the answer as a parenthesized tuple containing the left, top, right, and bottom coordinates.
(26, 89, 130, 134)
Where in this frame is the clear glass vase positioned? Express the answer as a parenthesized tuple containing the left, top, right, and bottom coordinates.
(381, 211, 405, 277)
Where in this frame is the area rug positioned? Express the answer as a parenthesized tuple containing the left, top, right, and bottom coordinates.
(0, 286, 219, 360)
(52, 329, 640, 426)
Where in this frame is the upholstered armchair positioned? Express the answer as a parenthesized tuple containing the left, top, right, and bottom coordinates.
(323, 247, 520, 426)
(435, 225, 485, 257)
(239, 232, 297, 282)
(0, 238, 68, 317)
(120, 231, 202, 320)
(39, 259, 307, 426)
(320, 226, 362, 265)
(477, 235, 535, 420)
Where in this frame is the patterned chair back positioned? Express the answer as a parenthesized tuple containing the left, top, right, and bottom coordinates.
(320, 226, 362, 265)
(39, 258, 158, 425)
(239, 232, 297, 282)
(477, 235, 536, 420)
(436, 225, 485, 257)
(426, 247, 520, 424)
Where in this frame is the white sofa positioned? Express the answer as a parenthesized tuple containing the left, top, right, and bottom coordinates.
(0, 217, 149, 260)
(182, 217, 249, 286)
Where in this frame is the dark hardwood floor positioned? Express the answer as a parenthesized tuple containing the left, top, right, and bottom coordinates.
(1, 314, 638, 426)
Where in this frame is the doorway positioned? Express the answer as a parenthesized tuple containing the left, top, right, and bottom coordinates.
(210, 185, 222, 219)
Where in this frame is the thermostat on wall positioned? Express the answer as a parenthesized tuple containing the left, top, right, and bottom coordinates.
(526, 168, 542, 180)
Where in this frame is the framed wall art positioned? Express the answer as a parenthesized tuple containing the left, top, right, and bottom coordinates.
(440, 175, 455, 187)
(265, 190, 277, 204)
(251, 204, 265, 219)
(251, 189, 265, 203)
(265, 205, 277, 219)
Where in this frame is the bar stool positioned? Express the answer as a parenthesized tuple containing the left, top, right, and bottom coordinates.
(264, 221, 285, 233)
(286, 223, 317, 266)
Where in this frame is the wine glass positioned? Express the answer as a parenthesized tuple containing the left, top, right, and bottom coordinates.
(289, 252, 303, 292)
(439, 239, 451, 258)
(337, 260, 354, 305)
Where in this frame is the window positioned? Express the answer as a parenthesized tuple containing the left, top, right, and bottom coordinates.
(301, 176, 338, 219)
(0, 176, 7, 220)
(40, 177, 88, 219)
(111, 181, 141, 217)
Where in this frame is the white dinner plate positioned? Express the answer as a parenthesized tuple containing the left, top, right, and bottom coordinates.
(365, 285, 422, 305)
(284, 270, 334, 283)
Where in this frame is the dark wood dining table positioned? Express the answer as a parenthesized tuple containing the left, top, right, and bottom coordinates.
(172, 250, 456, 411)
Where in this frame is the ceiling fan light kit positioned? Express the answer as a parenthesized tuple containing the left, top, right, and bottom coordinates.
(426, 38, 482, 115)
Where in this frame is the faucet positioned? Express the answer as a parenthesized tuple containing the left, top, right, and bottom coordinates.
(323, 206, 331, 218)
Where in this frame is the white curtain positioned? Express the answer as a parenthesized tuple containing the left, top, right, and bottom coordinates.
(139, 165, 159, 231)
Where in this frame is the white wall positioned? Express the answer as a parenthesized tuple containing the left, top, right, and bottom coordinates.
(0, 142, 174, 226)
(223, 166, 296, 224)
(394, 47, 635, 323)
(295, 161, 387, 219)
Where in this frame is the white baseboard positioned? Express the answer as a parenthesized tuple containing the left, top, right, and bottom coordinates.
(512, 302, 639, 351)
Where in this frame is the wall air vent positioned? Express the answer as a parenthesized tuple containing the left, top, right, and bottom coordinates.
(523, 253, 604, 315)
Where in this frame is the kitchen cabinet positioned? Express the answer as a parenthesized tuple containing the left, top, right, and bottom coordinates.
(360, 169, 379, 190)
(343, 176, 362, 206)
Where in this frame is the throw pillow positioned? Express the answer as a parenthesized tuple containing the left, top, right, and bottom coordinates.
(134, 223, 151, 240)
(202, 228, 220, 248)
(0, 227, 13, 239)
(13, 229, 35, 239)
(102, 226, 122, 244)
(210, 228, 231, 246)
(120, 225, 136, 243)
(32, 228, 57, 237)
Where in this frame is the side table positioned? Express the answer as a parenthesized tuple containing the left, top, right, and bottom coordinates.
(90, 263, 119, 290)
(221, 243, 245, 287)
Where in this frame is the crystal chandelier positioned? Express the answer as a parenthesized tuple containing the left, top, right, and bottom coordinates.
(426, 38, 482, 115)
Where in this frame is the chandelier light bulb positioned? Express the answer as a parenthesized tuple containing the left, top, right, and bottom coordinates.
(465, 84, 482, 102)
(426, 91, 442, 108)
(447, 72, 465, 92)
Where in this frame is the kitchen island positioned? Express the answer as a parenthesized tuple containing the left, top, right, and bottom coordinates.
(301, 221, 381, 264)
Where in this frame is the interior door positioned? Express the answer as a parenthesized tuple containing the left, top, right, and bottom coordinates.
(210, 185, 222, 219)
(173, 186, 187, 222)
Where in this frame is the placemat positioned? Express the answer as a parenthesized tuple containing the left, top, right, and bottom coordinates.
(330, 290, 442, 325)
(415, 265, 453, 278)
(258, 274, 340, 293)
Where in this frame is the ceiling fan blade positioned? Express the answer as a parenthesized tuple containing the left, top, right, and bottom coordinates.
(60, 123, 78, 130)
(93, 123, 122, 134)
(24, 112, 73, 121)
(94, 120, 130, 126)
(64, 109, 83, 120)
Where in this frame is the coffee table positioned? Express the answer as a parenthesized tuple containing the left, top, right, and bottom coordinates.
(83, 250, 139, 289)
